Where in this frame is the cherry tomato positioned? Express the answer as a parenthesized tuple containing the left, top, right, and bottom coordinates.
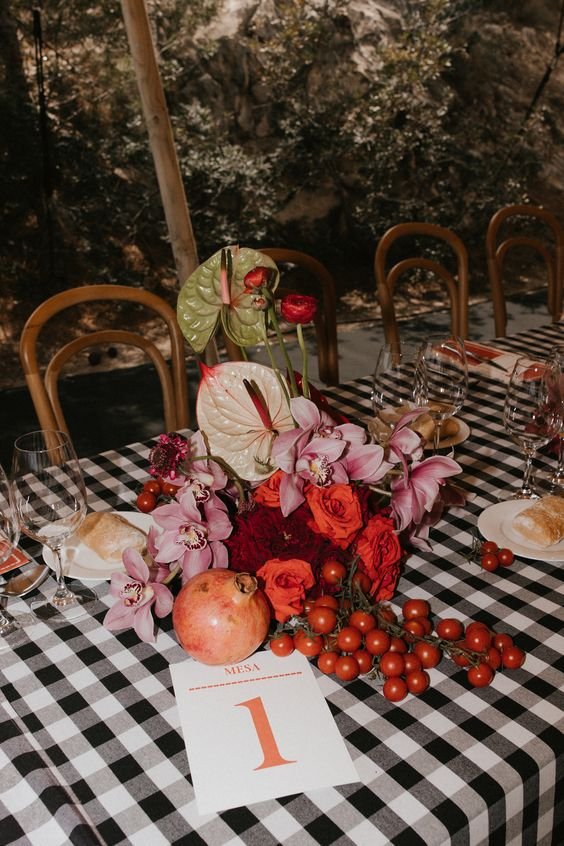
(335, 655, 360, 682)
(498, 548, 515, 567)
(485, 646, 502, 670)
(379, 651, 406, 678)
(294, 630, 323, 658)
(467, 662, 494, 688)
(402, 619, 426, 639)
(321, 559, 347, 585)
(317, 651, 339, 675)
(413, 615, 433, 635)
(348, 610, 376, 634)
(466, 621, 491, 636)
(465, 627, 492, 653)
(406, 669, 430, 695)
(480, 540, 499, 555)
(136, 491, 157, 513)
(270, 633, 294, 657)
(378, 605, 398, 625)
(336, 626, 363, 653)
(501, 646, 525, 669)
(303, 598, 316, 615)
(403, 652, 422, 674)
(143, 479, 162, 496)
(436, 618, 464, 641)
(383, 676, 408, 702)
(492, 632, 514, 652)
(352, 571, 372, 594)
(314, 595, 340, 611)
(365, 628, 391, 656)
(480, 552, 499, 572)
(452, 649, 471, 668)
(308, 606, 338, 635)
(353, 649, 373, 675)
(413, 641, 442, 669)
(161, 481, 179, 497)
(402, 598, 431, 620)
(389, 635, 408, 654)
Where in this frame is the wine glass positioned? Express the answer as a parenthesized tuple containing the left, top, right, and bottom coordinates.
(11, 430, 97, 622)
(414, 336, 468, 452)
(503, 357, 561, 500)
(535, 344, 564, 494)
(371, 341, 419, 444)
(0, 462, 25, 642)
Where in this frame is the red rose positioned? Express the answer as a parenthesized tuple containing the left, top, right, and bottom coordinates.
(244, 266, 274, 289)
(355, 513, 402, 601)
(306, 484, 363, 549)
(257, 558, 315, 622)
(253, 470, 283, 508)
(280, 294, 317, 324)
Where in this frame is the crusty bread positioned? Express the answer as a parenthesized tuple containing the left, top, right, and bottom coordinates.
(410, 410, 459, 442)
(78, 512, 147, 561)
(512, 496, 564, 548)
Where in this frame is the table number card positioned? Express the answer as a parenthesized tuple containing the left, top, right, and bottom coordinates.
(170, 650, 358, 814)
(0, 542, 31, 576)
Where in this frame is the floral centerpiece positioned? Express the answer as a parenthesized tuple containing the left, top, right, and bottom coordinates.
(104, 247, 464, 651)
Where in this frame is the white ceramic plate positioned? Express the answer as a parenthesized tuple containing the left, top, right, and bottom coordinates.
(477, 500, 564, 562)
(423, 418, 470, 451)
(42, 511, 153, 582)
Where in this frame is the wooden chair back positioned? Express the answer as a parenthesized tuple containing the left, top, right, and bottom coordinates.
(19, 285, 190, 442)
(486, 204, 564, 337)
(374, 222, 469, 347)
(259, 248, 340, 385)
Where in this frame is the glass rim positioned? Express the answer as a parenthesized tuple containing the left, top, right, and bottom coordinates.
(13, 430, 72, 454)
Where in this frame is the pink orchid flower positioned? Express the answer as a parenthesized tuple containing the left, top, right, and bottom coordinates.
(151, 489, 232, 581)
(104, 548, 174, 643)
(390, 455, 462, 533)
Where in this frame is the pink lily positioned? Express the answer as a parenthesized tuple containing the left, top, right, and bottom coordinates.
(390, 455, 462, 532)
(104, 548, 174, 643)
(151, 489, 232, 581)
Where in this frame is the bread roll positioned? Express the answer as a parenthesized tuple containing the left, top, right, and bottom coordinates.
(78, 512, 147, 561)
(512, 496, 564, 548)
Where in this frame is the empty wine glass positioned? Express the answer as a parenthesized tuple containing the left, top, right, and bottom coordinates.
(371, 341, 419, 444)
(0, 462, 24, 642)
(503, 356, 561, 500)
(11, 430, 97, 622)
(414, 336, 468, 452)
(535, 345, 564, 494)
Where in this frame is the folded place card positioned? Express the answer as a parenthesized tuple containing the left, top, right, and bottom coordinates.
(0, 543, 32, 576)
(464, 341, 519, 382)
(170, 649, 358, 815)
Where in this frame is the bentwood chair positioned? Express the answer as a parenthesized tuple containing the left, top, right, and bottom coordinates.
(19, 285, 190, 441)
(486, 204, 564, 337)
(257, 248, 340, 385)
(374, 223, 469, 348)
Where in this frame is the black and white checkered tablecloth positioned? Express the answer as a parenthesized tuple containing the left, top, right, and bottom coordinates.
(1, 325, 563, 846)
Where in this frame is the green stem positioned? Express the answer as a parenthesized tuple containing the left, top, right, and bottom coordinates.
(268, 301, 298, 397)
(260, 324, 292, 409)
(297, 323, 309, 398)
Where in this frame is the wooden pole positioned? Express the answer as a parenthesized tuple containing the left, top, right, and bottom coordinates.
(120, 0, 199, 285)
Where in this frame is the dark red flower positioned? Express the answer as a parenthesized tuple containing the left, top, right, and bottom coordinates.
(244, 266, 274, 289)
(280, 294, 317, 324)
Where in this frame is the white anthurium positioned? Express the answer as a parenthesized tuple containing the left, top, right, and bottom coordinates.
(196, 361, 295, 482)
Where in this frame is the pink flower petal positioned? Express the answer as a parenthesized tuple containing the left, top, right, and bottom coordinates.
(133, 603, 157, 643)
(122, 548, 150, 582)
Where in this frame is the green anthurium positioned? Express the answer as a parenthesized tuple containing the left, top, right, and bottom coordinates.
(176, 247, 279, 354)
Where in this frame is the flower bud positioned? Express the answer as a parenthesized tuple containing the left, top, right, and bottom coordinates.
(244, 266, 274, 290)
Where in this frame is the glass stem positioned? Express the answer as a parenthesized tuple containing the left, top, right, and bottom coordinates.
(555, 436, 564, 482)
(521, 451, 535, 497)
(51, 546, 76, 607)
(433, 419, 443, 453)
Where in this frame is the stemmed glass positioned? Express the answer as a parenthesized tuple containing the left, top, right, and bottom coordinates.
(0, 462, 24, 641)
(503, 356, 561, 500)
(11, 430, 97, 622)
(414, 336, 468, 452)
(535, 345, 564, 494)
(371, 342, 419, 444)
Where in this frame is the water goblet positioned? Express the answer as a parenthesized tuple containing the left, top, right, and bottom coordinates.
(503, 356, 561, 500)
(534, 344, 564, 494)
(414, 336, 468, 452)
(11, 430, 97, 622)
(371, 341, 419, 445)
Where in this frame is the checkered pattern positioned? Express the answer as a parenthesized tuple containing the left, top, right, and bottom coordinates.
(1, 325, 563, 846)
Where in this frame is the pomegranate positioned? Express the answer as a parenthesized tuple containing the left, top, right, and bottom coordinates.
(172, 570, 270, 665)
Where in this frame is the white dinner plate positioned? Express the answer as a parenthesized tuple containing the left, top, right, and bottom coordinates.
(42, 510, 153, 582)
(423, 418, 470, 451)
(477, 500, 564, 562)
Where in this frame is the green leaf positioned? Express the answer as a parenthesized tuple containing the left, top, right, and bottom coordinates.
(177, 247, 279, 354)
